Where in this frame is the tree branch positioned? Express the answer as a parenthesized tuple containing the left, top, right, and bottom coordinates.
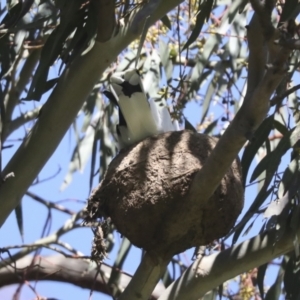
(158, 225, 299, 299)
(94, 0, 116, 43)
(246, 14, 267, 99)
(0, 255, 165, 299)
(187, 4, 291, 210)
(4, 107, 41, 140)
(270, 83, 300, 107)
(119, 253, 169, 300)
(0, 211, 83, 266)
(3, 223, 297, 300)
(0, 0, 184, 227)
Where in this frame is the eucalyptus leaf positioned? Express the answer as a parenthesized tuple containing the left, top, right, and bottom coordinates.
(184, 117, 197, 132)
(60, 112, 101, 191)
(241, 115, 274, 186)
(250, 127, 293, 183)
(203, 119, 218, 135)
(14, 203, 24, 241)
(279, 0, 300, 22)
(108, 237, 132, 294)
(182, 0, 215, 51)
(265, 267, 284, 300)
(159, 39, 173, 83)
(257, 263, 268, 299)
(143, 49, 161, 98)
(284, 254, 300, 300)
(232, 187, 273, 244)
(161, 15, 171, 30)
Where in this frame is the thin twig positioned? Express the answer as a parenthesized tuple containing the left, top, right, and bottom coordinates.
(26, 191, 75, 215)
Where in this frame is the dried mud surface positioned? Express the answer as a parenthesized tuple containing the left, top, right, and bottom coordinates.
(86, 130, 244, 258)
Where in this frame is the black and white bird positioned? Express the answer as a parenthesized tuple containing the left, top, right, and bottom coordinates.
(104, 68, 179, 149)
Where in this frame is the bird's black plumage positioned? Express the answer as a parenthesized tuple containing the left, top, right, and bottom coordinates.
(103, 90, 118, 107)
(120, 81, 143, 97)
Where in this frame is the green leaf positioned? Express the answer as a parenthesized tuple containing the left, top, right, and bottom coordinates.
(27, 1, 84, 100)
(184, 117, 197, 132)
(81, 89, 98, 133)
(279, 0, 300, 23)
(0, 34, 13, 78)
(161, 15, 171, 30)
(257, 263, 268, 299)
(200, 62, 227, 125)
(218, 284, 223, 300)
(289, 124, 300, 147)
(273, 119, 289, 136)
(26, 23, 75, 100)
(159, 39, 173, 83)
(14, 203, 24, 241)
(265, 267, 284, 300)
(284, 254, 300, 300)
(161, 267, 173, 287)
(108, 237, 132, 294)
(232, 187, 273, 244)
(238, 0, 249, 13)
(1, 1, 22, 28)
(278, 160, 299, 198)
(143, 50, 161, 98)
(203, 119, 218, 135)
(243, 219, 256, 237)
(241, 115, 274, 186)
(61, 114, 99, 191)
(99, 119, 116, 182)
(250, 127, 293, 183)
(89, 120, 101, 192)
(182, 0, 215, 51)
(66, 3, 97, 62)
(200, 73, 216, 125)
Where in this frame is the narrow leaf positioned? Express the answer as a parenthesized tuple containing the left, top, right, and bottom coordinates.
(159, 39, 173, 83)
(278, 159, 299, 198)
(161, 15, 171, 29)
(265, 267, 284, 300)
(279, 0, 300, 22)
(182, 0, 215, 51)
(203, 119, 218, 134)
(108, 237, 132, 289)
(284, 254, 300, 300)
(273, 119, 289, 136)
(14, 203, 24, 241)
(241, 115, 274, 187)
(250, 127, 293, 183)
(184, 117, 197, 132)
(232, 187, 273, 244)
(257, 263, 268, 299)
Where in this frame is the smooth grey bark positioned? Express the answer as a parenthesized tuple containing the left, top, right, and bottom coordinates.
(118, 253, 169, 300)
(158, 225, 297, 299)
(0, 255, 165, 299)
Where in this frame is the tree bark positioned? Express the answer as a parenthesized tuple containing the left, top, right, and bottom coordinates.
(158, 224, 299, 299)
(0, 255, 165, 299)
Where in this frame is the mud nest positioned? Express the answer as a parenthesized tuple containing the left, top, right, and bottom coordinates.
(85, 130, 244, 259)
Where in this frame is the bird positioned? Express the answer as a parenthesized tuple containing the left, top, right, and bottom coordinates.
(104, 68, 179, 149)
